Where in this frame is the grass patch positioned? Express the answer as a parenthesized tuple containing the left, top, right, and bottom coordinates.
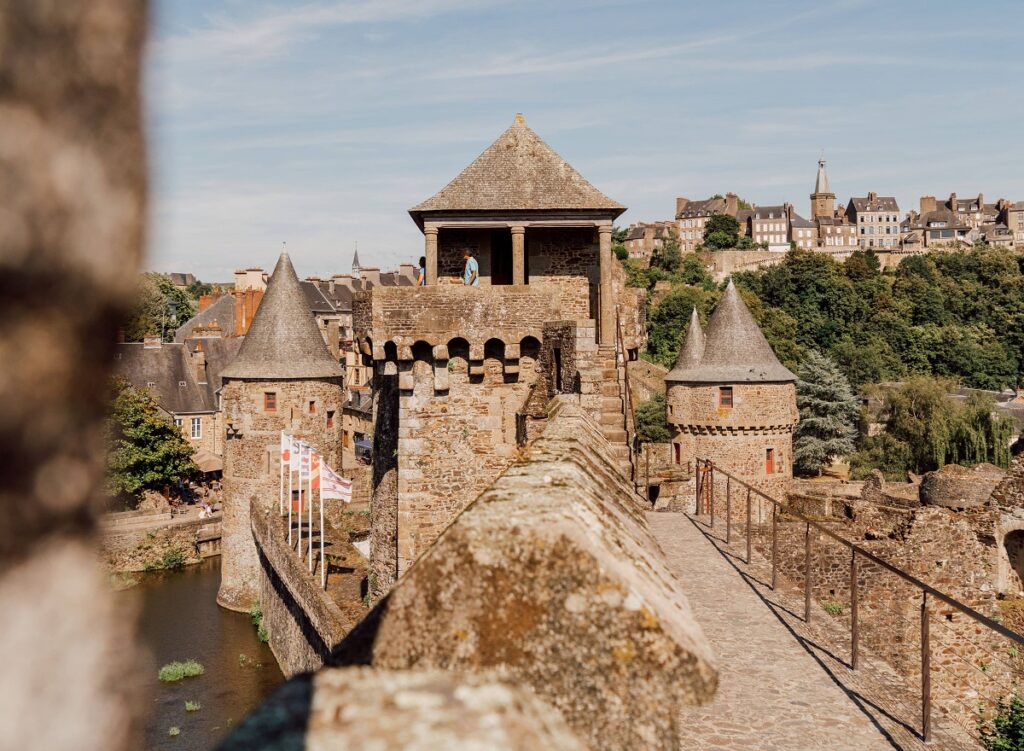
(249, 604, 269, 643)
(143, 547, 187, 572)
(168, 727, 180, 737)
(158, 660, 204, 682)
(185, 700, 201, 712)
(821, 601, 845, 617)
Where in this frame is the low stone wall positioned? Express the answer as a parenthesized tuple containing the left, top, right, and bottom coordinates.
(99, 513, 222, 572)
(249, 502, 355, 677)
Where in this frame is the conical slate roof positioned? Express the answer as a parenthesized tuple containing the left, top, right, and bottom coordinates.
(666, 308, 705, 381)
(667, 281, 795, 384)
(814, 158, 832, 195)
(352, 247, 361, 270)
(221, 253, 344, 380)
(409, 114, 625, 217)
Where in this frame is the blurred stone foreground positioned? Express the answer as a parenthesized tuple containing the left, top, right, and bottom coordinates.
(0, 4, 718, 750)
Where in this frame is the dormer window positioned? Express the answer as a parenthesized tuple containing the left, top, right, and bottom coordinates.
(719, 386, 734, 409)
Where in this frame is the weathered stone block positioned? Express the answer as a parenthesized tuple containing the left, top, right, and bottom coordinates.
(335, 399, 717, 751)
(223, 668, 587, 751)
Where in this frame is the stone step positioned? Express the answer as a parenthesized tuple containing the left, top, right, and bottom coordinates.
(600, 382, 620, 397)
(601, 395, 623, 412)
(602, 428, 627, 443)
(599, 412, 623, 428)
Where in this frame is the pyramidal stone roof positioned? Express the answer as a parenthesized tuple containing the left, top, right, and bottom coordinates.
(814, 158, 832, 195)
(221, 253, 344, 380)
(666, 281, 795, 384)
(410, 114, 625, 217)
(666, 308, 705, 381)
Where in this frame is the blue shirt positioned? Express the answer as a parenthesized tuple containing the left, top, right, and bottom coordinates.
(463, 256, 479, 286)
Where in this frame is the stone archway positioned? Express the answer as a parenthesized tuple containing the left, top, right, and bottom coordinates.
(1005, 530, 1024, 595)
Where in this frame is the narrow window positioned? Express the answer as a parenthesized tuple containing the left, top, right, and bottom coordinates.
(173, 417, 183, 429)
(326, 409, 335, 429)
(719, 386, 734, 408)
(309, 400, 316, 414)
(264, 392, 277, 412)
(765, 448, 776, 474)
(674, 443, 681, 465)
(190, 417, 202, 439)
(553, 347, 563, 393)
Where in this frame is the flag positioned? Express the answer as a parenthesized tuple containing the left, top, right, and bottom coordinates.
(310, 451, 321, 490)
(320, 462, 352, 503)
(280, 431, 291, 467)
(299, 442, 311, 480)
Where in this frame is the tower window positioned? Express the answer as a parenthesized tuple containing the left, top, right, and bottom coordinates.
(718, 386, 734, 408)
(766, 448, 776, 474)
(309, 400, 316, 414)
(264, 392, 277, 412)
(326, 410, 335, 428)
(674, 443, 681, 465)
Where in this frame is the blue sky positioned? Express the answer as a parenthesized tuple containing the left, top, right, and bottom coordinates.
(146, 0, 1024, 281)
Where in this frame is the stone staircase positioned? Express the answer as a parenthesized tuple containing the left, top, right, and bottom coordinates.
(595, 343, 633, 480)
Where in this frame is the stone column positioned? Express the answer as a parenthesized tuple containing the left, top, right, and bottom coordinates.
(598, 225, 614, 345)
(511, 225, 525, 285)
(424, 226, 439, 285)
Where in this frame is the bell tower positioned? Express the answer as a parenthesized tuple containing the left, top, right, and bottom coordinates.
(810, 158, 835, 222)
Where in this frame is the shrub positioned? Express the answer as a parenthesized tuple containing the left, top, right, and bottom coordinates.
(158, 660, 205, 682)
(161, 548, 186, 570)
(168, 727, 180, 737)
(980, 691, 1024, 751)
(249, 603, 269, 643)
(184, 701, 201, 712)
(821, 601, 844, 616)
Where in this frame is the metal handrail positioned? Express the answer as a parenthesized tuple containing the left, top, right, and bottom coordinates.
(614, 306, 637, 486)
(695, 457, 1024, 743)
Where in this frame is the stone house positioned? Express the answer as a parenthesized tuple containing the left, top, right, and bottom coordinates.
(664, 284, 798, 512)
(809, 159, 858, 255)
(623, 221, 675, 262)
(1008, 201, 1024, 247)
(787, 206, 817, 249)
(846, 192, 901, 249)
(675, 193, 739, 252)
(218, 252, 345, 612)
(747, 204, 791, 251)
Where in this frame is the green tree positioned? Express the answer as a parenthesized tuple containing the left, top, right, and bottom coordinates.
(645, 286, 719, 367)
(187, 279, 213, 298)
(635, 393, 672, 443)
(612, 225, 629, 260)
(123, 273, 199, 342)
(792, 351, 858, 475)
(702, 214, 740, 249)
(650, 229, 682, 274)
(980, 692, 1024, 751)
(679, 253, 715, 289)
(106, 378, 198, 500)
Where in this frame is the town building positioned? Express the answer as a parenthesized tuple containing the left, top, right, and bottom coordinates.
(1008, 202, 1024, 247)
(217, 252, 345, 612)
(788, 209, 817, 249)
(846, 192, 901, 249)
(675, 193, 739, 252)
(623, 221, 675, 263)
(747, 204, 791, 252)
(664, 284, 798, 508)
(807, 160, 859, 255)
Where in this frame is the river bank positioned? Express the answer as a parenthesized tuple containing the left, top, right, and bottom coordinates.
(124, 557, 283, 750)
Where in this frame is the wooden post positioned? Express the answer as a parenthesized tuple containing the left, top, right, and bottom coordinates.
(804, 521, 812, 623)
(922, 591, 932, 742)
(851, 548, 859, 670)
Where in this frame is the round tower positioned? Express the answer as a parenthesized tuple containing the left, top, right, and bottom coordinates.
(665, 282, 798, 511)
(217, 253, 344, 612)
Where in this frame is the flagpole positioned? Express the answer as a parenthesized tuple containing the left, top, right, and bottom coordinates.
(287, 439, 293, 545)
(297, 443, 304, 555)
(320, 481, 326, 588)
(279, 431, 285, 515)
(308, 453, 314, 572)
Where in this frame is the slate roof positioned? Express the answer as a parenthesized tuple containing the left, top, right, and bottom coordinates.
(185, 336, 243, 401)
(751, 205, 787, 220)
(676, 197, 726, 219)
(175, 294, 235, 342)
(409, 115, 624, 218)
(301, 281, 337, 314)
(221, 253, 344, 380)
(114, 342, 212, 414)
(665, 281, 795, 384)
(814, 159, 831, 195)
(849, 195, 899, 212)
(790, 212, 815, 229)
(666, 308, 705, 382)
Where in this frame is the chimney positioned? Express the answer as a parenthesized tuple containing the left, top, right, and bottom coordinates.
(198, 292, 219, 313)
(949, 192, 957, 211)
(920, 196, 937, 215)
(307, 276, 322, 289)
(725, 192, 738, 216)
(675, 197, 690, 218)
(784, 202, 794, 220)
(143, 333, 161, 349)
(360, 267, 381, 286)
(867, 191, 877, 204)
(193, 344, 207, 384)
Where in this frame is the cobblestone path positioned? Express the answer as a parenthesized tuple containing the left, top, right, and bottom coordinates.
(649, 512, 978, 751)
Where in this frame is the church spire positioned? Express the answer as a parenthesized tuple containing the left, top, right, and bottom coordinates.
(814, 158, 831, 195)
(352, 242, 361, 277)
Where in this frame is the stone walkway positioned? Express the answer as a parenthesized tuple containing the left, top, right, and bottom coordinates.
(649, 513, 979, 751)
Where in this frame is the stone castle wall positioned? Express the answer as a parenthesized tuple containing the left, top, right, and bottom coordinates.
(219, 377, 343, 611)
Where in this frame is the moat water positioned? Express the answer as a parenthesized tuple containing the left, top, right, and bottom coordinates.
(126, 557, 284, 750)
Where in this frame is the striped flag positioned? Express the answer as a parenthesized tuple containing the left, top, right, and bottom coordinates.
(320, 462, 352, 503)
(280, 431, 292, 467)
(310, 451, 321, 490)
(299, 442, 311, 480)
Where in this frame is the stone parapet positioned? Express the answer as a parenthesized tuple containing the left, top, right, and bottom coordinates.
(333, 397, 718, 751)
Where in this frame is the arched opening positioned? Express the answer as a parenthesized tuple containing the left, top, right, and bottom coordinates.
(484, 338, 505, 383)
(383, 341, 398, 362)
(519, 335, 541, 383)
(447, 337, 470, 377)
(412, 340, 434, 378)
(1006, 530, 1024, 593)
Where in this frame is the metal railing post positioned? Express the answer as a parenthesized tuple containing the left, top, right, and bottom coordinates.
(694, 461, 701, 516)
(804, 521, 812, 623)
(726, 478, 732, 544)
(745, 488, 752, 564)
(771, 502, 778, 590)
(922, 591, 932, 743)
(709, 464, 714, 520)
(851, 549, 859, 670)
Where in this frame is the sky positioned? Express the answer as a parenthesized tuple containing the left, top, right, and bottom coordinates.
(146, 0, 1024, 281)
